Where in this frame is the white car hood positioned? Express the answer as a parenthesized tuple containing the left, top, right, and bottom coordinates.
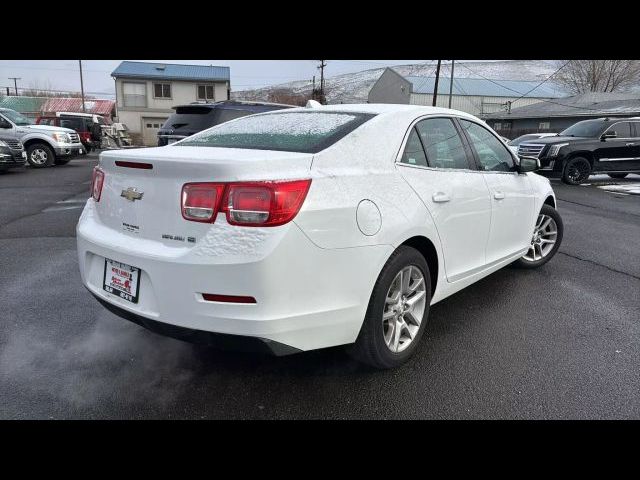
(18, 124, 76, 134)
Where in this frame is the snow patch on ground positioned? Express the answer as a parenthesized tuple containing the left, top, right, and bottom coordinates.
(598, 183, 640, 195)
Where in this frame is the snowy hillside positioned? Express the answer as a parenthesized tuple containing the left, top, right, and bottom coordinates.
(232, 60, 560, 104)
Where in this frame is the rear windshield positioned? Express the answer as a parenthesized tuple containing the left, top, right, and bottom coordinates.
(177, 111, 376, 153)
(161, 106, 255, 132)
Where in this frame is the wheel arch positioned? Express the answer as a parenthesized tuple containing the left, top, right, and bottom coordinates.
(399, 235, 439, 298)
(565, 150, 595, 167)
(543, 195, 555, 208)
(23, 136, 56, 151)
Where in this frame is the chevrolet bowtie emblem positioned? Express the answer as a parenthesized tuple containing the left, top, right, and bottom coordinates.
(121, 187, 144, 202)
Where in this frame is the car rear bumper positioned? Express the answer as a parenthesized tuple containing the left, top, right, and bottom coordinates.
(77, 202, 393, 352)
(89, 291, 302, 355)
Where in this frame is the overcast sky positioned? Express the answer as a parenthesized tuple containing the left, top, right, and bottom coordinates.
(0, 60, 431, 98)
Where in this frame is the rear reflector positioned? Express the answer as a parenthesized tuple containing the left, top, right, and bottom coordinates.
(115, 161, 153, 169)
(202, 293, 257, 304)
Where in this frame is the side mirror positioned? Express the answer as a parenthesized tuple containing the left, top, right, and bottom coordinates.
(517, 155, 540, 173)
(0, 119, 11, 129)
(601, 131, 617, 140)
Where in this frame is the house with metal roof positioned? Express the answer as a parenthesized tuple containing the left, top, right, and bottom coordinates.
(41, 98, 116, 118)
(484, 92, 640, 137)
(0, 96, 48, 119)
(111, 61, 231, 145)
(367, 67, 568, 117)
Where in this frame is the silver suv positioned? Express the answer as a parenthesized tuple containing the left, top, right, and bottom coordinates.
(0, 108, 84, 168)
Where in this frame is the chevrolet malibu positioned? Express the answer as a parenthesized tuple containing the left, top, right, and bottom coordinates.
(77, 104, 563, 369)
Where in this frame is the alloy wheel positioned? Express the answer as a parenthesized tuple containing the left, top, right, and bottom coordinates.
(382, 265, 427, 353)
(30, 148, 48, 165)
(523, 214, 558, 262)
(567, 160, 590, 183)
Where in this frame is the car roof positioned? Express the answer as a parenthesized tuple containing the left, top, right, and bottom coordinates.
(270, 103, 482, 123)
(172, 100, 295, 110)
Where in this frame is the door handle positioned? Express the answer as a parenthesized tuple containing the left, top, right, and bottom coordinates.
(493, 191, 505, 200)
(432, 192, 451, 203)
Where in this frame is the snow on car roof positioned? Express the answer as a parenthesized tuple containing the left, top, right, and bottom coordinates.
(285, 103, 480, 119)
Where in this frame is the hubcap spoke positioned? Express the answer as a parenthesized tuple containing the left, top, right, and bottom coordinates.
(406, 289, 426, 307)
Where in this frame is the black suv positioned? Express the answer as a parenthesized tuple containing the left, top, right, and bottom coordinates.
(518, 117, 640, 184)
(157, 100, 295, 146)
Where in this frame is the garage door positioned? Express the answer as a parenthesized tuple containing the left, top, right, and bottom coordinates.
(142, 117, 168, 146)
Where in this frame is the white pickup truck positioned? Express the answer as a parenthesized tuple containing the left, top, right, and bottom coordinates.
(0, 107, 84, 168)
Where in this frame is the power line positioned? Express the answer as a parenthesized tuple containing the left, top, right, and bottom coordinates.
(1, 85, 113, 97)
(510, 60, 571, 105)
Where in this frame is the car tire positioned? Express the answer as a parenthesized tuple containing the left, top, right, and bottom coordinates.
(54, 157, 72, 166)
(513, 204, 564, 269)
(26, 143, 55, 168)
(348, 246, 431, 369)
(561, 157, 591, 185)
(607, 173, 628, 179)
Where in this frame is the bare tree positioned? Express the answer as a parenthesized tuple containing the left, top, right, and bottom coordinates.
(266, 88, 312, 106)
(21, 79, 88, 98)
(554, 60, 640, 94)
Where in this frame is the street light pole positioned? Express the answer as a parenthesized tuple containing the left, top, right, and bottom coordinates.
(448, 60, 455, 109)
(8, 77, 21, 95)
(79, 60, 86, 112)
(432, 60, 441, 107)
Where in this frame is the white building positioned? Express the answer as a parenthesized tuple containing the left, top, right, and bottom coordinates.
(367, 67, 567, 117)
(112, 61, 230, 146)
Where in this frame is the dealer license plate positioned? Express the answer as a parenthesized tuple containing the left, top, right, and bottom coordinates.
(103, 258, 141, 303)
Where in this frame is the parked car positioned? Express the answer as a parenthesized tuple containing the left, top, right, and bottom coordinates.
(0, 108, 84, 168)
(0, 137, 26, 172)
(36, 112, 105, 153)
(157, 100, 295, 146)
(508, 133, 558, 154)
(517, 117, 640, 184)
(78, 104, 562, 369)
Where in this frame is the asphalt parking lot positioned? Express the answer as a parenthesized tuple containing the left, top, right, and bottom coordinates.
(1, 156, 639, 419)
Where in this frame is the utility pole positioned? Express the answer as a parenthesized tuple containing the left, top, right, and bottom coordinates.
(505, 100, 512, 114)
(79, 60, 86, 112)
(432, 60, 441, 107)
(318, 60, 327, 103)
(8, 77, 21, 95)
(312, 75, 316, 92)
(448, 60, 455, 109)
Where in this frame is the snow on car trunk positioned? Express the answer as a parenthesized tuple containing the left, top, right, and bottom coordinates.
(93, 146, 313, 246)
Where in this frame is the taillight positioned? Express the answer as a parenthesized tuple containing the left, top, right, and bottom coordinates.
(224, 180, 311, 226)
(91, 167, 104, 201)
(181, 183, 225, 223)
(180, 179, 311, 227)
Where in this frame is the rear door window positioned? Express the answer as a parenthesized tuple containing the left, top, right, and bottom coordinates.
(178, 111, 376, 153)
(415, 117, 471, 169)
(606, 122, 632, 138)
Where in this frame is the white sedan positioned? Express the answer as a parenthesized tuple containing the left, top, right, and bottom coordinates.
(77, 104, 563, 369)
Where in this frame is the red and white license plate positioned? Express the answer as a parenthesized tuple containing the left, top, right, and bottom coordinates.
(103, 258, 141, 304)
